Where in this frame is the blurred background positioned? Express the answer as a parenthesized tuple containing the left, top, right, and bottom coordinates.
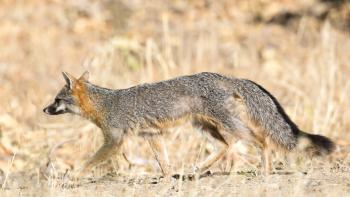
(0, 0, 349, 177)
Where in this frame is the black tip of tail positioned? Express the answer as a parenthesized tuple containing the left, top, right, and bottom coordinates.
(307, 133, 335, 155)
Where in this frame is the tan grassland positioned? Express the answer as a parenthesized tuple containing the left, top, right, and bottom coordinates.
(0, 0, 350, 196)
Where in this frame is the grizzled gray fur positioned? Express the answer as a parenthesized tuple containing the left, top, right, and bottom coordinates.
(44, 71, 335, 175)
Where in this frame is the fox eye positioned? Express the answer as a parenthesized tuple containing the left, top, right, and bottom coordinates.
(55, 98, 62, 103)
(55, 98, 67, 102)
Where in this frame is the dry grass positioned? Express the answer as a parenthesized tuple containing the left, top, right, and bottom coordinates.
(0, 0, 350, 196)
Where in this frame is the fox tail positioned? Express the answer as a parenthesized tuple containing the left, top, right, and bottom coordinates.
(233, 79, 335, 155)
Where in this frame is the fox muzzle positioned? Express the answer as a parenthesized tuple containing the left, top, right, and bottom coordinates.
(43, 101, 67, 115)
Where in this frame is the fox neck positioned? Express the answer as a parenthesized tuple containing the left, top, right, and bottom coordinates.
(72, 81, 115, 129)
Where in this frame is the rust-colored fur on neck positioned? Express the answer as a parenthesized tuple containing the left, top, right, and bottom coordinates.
(72, 80, 104, 128)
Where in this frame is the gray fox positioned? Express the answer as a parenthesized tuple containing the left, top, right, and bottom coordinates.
(43, 71, 334, 175)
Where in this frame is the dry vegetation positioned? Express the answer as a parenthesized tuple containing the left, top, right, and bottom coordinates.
(0, 0, 350, 196)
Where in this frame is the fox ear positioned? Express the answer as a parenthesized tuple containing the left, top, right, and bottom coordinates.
(79, 71, 89, 81)
(62, 72, 76, 89)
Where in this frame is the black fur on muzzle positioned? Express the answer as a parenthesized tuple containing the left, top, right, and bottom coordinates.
(43, 102, 66, 115)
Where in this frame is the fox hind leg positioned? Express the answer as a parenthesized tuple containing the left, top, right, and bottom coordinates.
(193, 119, 230, 173)
(261, 144, 272, 175)
(196, 141, 228, 173)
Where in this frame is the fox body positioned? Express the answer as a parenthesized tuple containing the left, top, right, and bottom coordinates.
(43, 72, 334, 175)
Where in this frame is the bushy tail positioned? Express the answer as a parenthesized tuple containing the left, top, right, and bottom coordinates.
(233, 79, 300, 150)
(299, 131, 335, 156)
(233, 79, 335, 155)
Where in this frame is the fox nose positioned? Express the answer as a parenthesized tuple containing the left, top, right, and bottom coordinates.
(43, 107, 49, 114)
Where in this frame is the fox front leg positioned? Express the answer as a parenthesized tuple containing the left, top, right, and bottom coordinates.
(147, 135, 171, 176)
(78, 129, 124, 176)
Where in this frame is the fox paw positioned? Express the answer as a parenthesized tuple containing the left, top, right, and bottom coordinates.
(193, 166, 201, 174)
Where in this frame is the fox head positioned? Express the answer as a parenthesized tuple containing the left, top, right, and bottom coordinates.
(43, 71, 89, 116)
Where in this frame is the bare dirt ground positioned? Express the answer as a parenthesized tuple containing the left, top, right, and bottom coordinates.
(1, 160, 350, 196)
(0, 0, 350, 196)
